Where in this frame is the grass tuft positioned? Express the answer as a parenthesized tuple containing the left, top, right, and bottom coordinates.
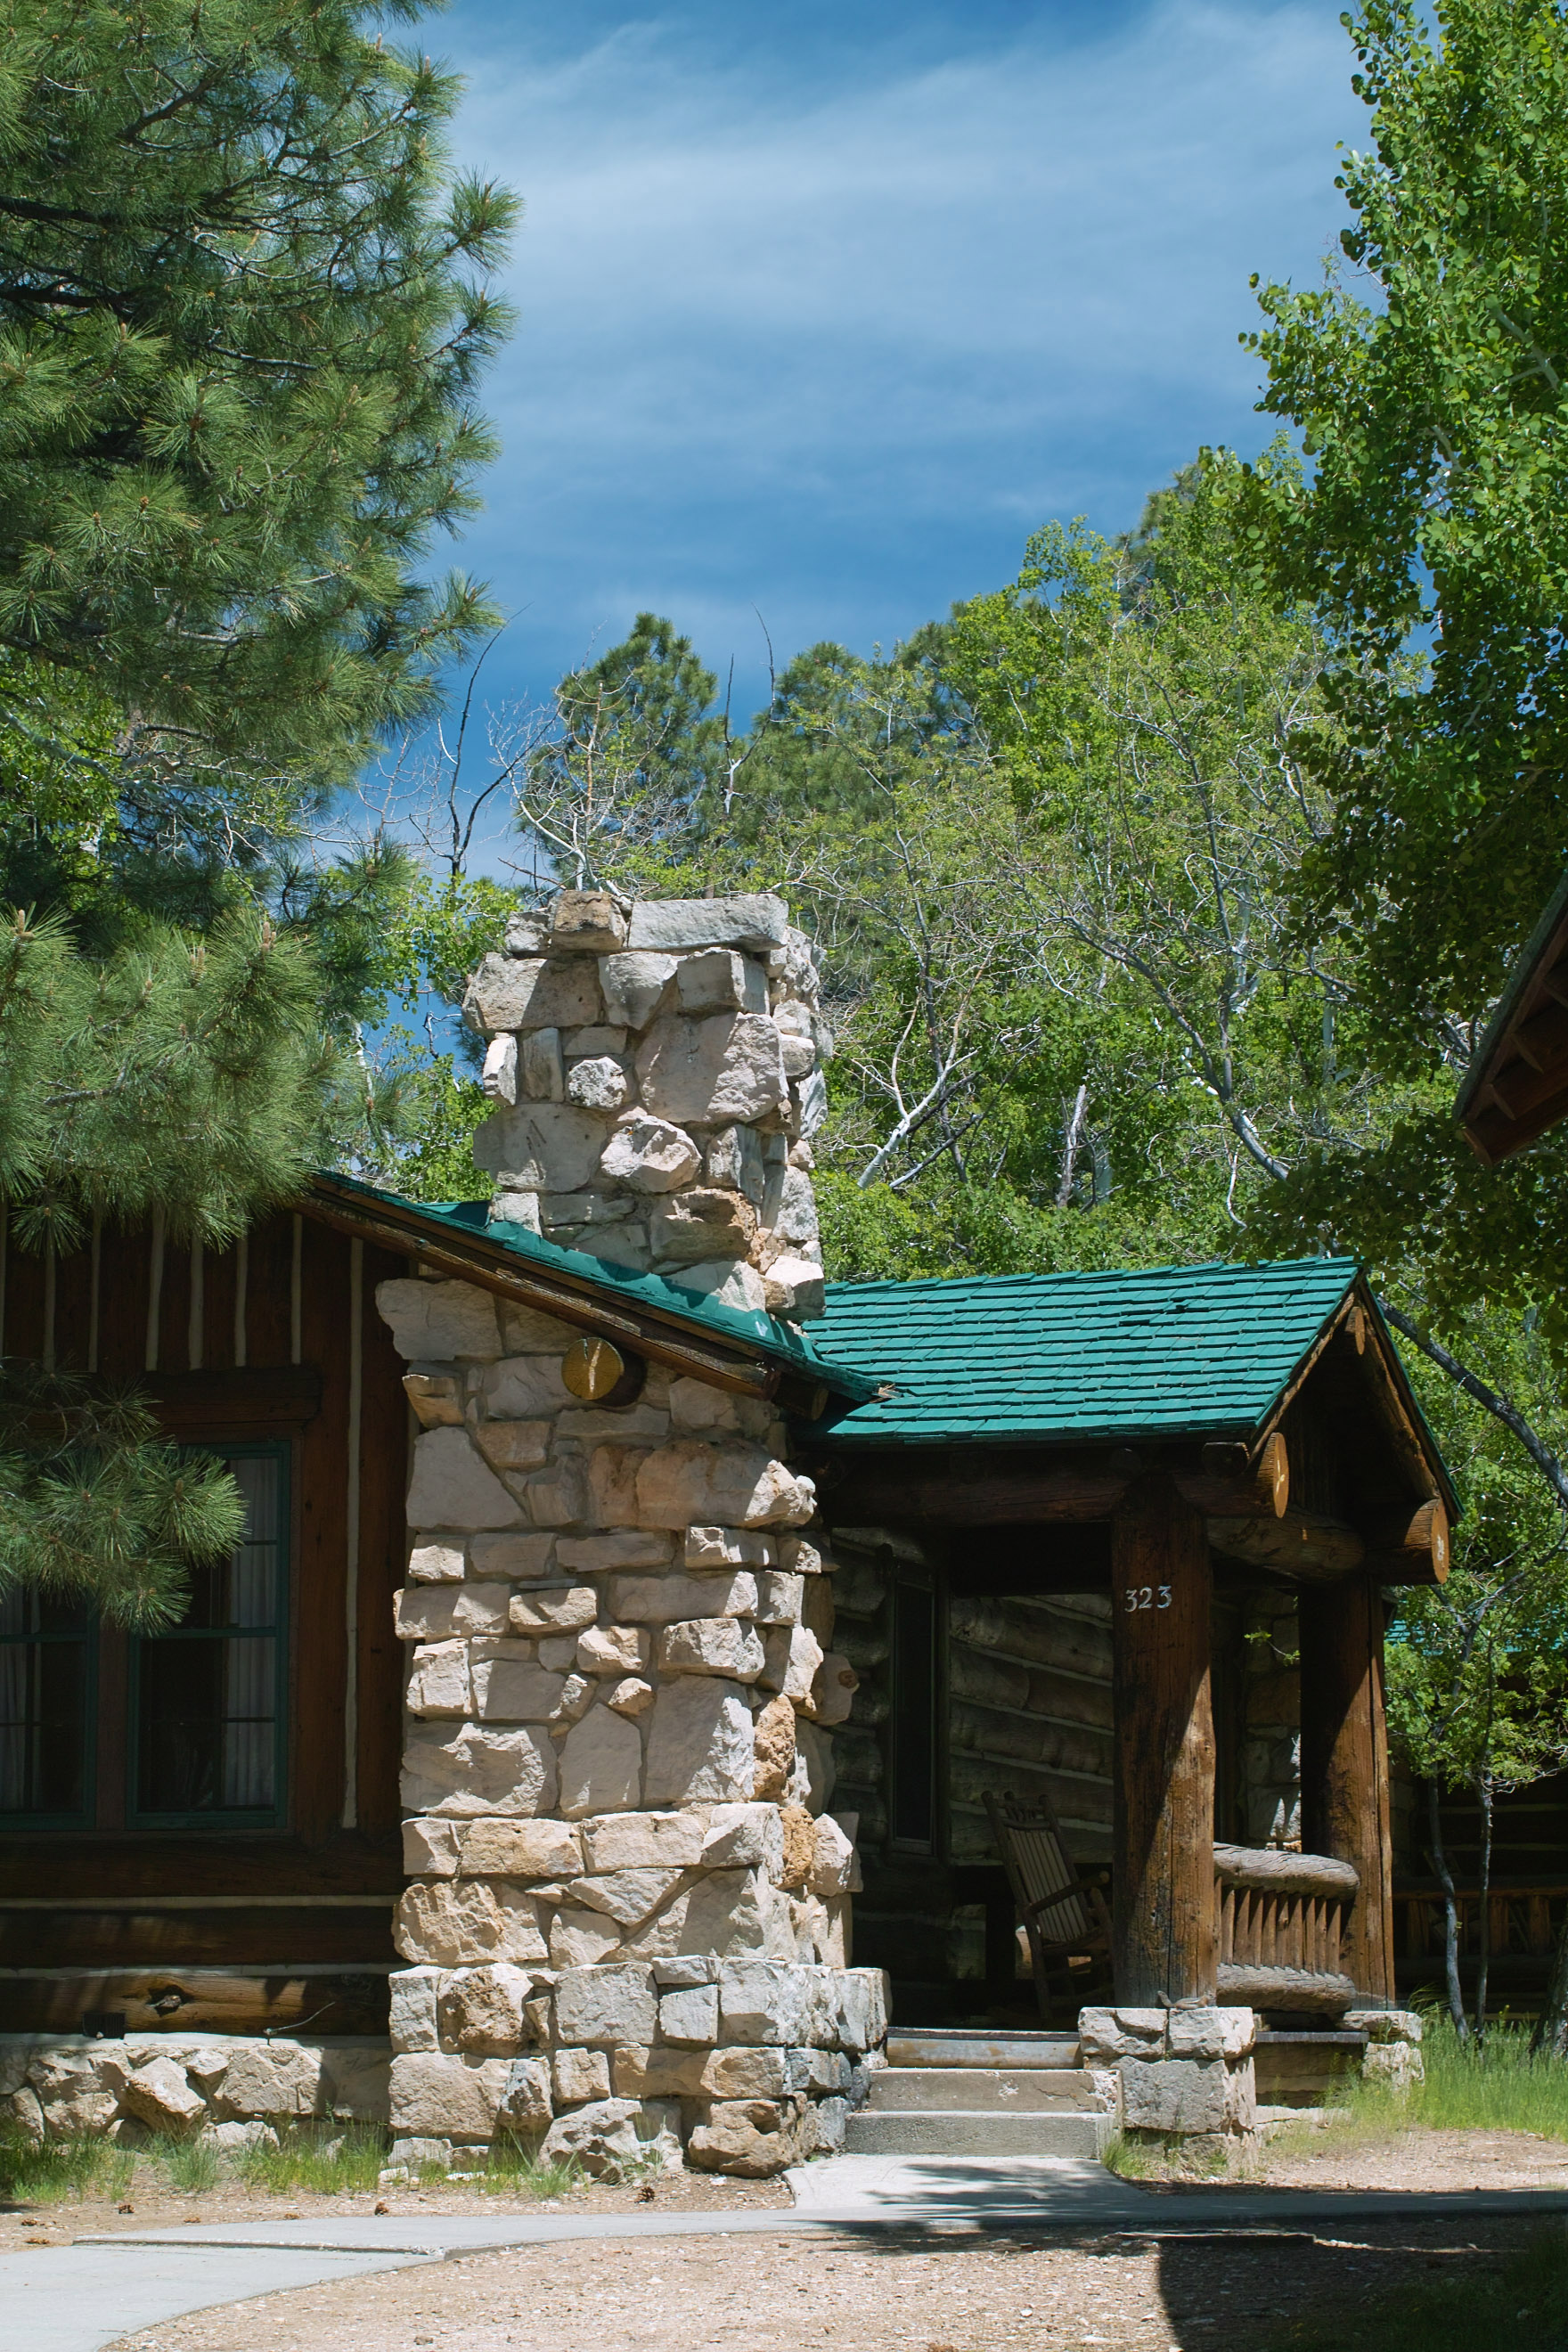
(1258, 2223, 1568, 2350)
(479, 2143, 585, 2198)
(160, 2136, 221, 2193)
(0, 2127, 134, 2204)
(238, 2122, 388, 2195)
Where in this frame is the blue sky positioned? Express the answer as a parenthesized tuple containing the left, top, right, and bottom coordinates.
(428, 0, 1365, 729)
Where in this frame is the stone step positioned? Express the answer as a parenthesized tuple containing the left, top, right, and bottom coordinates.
(844, 2107, 1106, 2158)
(867, 2067, 1094, 2113)
(885, 2031, 1082, 2070)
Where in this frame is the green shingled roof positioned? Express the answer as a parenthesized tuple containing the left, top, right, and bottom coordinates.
(314, 1176, 878, 1400)
(813, 1257, 1366, 1446)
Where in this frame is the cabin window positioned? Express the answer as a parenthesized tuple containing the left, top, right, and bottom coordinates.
(0, 1592, 95, 1826)
(890, 1572, 937, 1850)
(128, 1444, 290, 1828)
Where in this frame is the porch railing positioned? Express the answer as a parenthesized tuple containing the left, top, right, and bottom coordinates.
(1214, 1842, 1360, 2013)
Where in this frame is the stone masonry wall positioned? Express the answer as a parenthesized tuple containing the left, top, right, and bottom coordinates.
(379, 889, 883, 2180)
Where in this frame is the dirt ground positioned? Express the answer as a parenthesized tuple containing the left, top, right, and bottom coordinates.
(99, 2215, 1545, 2352)
(0, 2161, 788, 2253)
(1245, 2120, 1568, 2193)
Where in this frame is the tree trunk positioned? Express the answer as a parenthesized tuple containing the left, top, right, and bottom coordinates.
(1428, 1777, 1469, 2042)
(1475, 1768, 1493, 2047)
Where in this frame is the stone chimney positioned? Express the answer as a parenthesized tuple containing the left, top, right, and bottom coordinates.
(463, 890, 829, 1320)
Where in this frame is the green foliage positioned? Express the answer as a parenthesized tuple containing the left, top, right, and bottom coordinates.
(0, 2125, 134, 2203)
(161, 2136, 222, 2194)
(238, 2121, 389, 2195)
(1246, 0, 1568, 1034)
(0, 0, 515, 814)
(0, 1363, 245, 1627)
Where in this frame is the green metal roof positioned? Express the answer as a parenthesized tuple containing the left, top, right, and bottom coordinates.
(813, 1256, 1367, 1447)
(313, 1176, 878, 1401)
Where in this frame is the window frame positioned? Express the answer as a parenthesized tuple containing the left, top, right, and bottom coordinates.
(888, 1568, 940, 1856)
(0, 1593, 100, 1832)
(125, 1438, 293, 1833)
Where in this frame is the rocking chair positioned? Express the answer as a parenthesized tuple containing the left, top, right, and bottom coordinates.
(984, 1786, 1113, 2023)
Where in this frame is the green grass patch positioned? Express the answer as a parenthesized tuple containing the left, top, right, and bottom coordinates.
(0, 2127, 134, 2205)
(479, 2144, 585, 2198)
(237, 2122, 388, 2195)
(1406, 2013, 1568, 2140)
(1258, 2225, 1568, 2351)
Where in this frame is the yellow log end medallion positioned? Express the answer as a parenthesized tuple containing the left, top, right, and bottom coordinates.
(562, 1335, 628, 1402)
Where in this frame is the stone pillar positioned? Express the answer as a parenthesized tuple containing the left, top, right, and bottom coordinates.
(1110, 1476, 1216, 2005)
(1299, 1579, 1396, 2004)
(377, 891, 885, 2180)
(1078, 2005, 1256, 2155)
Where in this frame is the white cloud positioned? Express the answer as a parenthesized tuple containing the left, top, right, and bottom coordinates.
(432, 0, 1360, 703)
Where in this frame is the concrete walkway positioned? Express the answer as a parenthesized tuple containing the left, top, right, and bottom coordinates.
(12, 2161, 1568, 2352)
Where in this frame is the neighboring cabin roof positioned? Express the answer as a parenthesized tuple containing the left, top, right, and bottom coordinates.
(306, 1173, 878, 1403)
(813, 1255, 1387, 1449)
(1455, 870, 1568, 1164)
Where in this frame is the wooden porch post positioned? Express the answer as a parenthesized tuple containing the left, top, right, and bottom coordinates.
(1111, 1474, 1216, 2004)
(1299, 1577, 1395, 2003)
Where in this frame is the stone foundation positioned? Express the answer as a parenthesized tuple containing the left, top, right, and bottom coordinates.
(0, 2034, 390, 2148)
(1347, 2006, 1425, 2092)
(1079, 2005, 1258, 2152)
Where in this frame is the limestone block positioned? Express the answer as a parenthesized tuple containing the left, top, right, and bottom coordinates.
(557, 1530, 672, 1572)
(750, 1693, 797, 1802)
(214, 2042, 324, 2120)
(701, 2046, 787, 2100)
(762, 1257, 826, 1319)
(559, 1704, 644, 1818)
(553, 1964, 657, 2049)
(551, 1673, 595, 1727)
(809, 1815, 860, 1896)
(1076, 2007, 1255, 2065)
(404, 1817, 461, 1878)
(404, 1372, 465, 1428)
(489, 1188, 543, 1231)
(650, 1188, 757, 1270)
(502, 1300, 576, 1352)
(470, 1532, 556, 1580)
(634, 1441, 815, 1531)
(552, 2048, 611, 2106)
(587, 1444, 649, 1528)
(670, 1257, 767, 1313)
(601, 1670, 650, 1717)
(1120, 2056, 1235, 2136)
(804, 1651, 858, 1725)
(780, 1534, 824, 1574)
(686, 1524, 776, 1568)
(669, 1383, 737, 1439)
(407, 1639, 472, 1718)
(387, 2135, 453, 2172)
(581, 1811, 706, 1871)
(437, 1964, 535, 2055)
(121, 2057, 206, 2139)
(802, 1579, 836, 1646)
(4, 2087, 44, 2145)
(675, 948, 767, 1015)
(474, 1420, 552, 1474)
(644, 1676, 755, 1805)
(543, 1188, 635, 1231)
(775, 1804, 816, 1891)
(610, 1571, 757, 1625)
(792, 1069, 828, 1137)
(409, 1542, 466, 1583)
(563, 1054, 628, 1115)
(463, 953, 601, 1035)
(611, 2045, 707, 2098)
(576, 1625, 649, 1676)
(788, 2047, 853, 2096)
(600, 951, 678, 1030)
(482, 1033, 518, 1106)
(658, 1617, 766, 1682)
(396, 1586, 512, 1642)
(499, 2054, 554, 2135)
(470, 1646, 568, 1723)
(701, 1803, 785, 1875)
(1363, 2040, 1424, 2091)
(517, 1457, 591, 1527)
(653, 1955, 721, 1987)
(396, 1880, 548, 1968)
(680, 1867, 790, 1961)
(505, 911, 550, 957)
(184, 2048, 230, 2092)
(753, 1572, 804, 1626)
(461, 1817, 583, 1879)
(540, 2095, 666, 2179)
(760, 1625, 822, 1701)
(402, 1722, 557, 1817)
(28, 2047, 127, 2136)
(566, 1025, 630, 1055)
(481, 1354, 571, 1419)
(789, 1719, 836, 1815)
(599, 1109, 700, 1194)
(685, 2097, 794, 2176)
(197, 2119, 279, 2157)
(660, 1984, 720, 2045)
(766, 1164, 820, 1254)
(551, 890, 629, 954)
(704, 1123, 766, 1205)
(509, 1585, 598, 1634)
(407, 1430, 521, 1533)
(376, 1278, 502, 1364)
(389, 1969, 443, 2054)
(520, 1025, 565, 1101)
(551, 1910, 623, 1968)
(474, 1102, 606, 1190)
(834, 1969, 891, 2054)
(635, 1012, 787, 1128)
(1345, 2008, 1425, 2046)
(389, 2053, 510, 2143)
(626, 894, 789, 953)
(574, 1868, 686, 1928)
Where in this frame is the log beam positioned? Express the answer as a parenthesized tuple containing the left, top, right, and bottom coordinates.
(1111, 1474, 1216, 2004)
(1299, 1577, 1396, 2004)
(1207, 1508, 1366, 1580)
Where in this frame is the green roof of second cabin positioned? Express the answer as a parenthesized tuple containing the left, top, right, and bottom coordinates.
(813, 1256, 1373, 1448)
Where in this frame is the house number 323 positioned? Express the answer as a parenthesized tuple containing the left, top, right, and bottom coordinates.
(1124, 1586, 1172, 1612)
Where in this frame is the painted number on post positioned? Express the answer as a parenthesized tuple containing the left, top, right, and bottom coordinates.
(1123, 1586, 1173, 1612)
